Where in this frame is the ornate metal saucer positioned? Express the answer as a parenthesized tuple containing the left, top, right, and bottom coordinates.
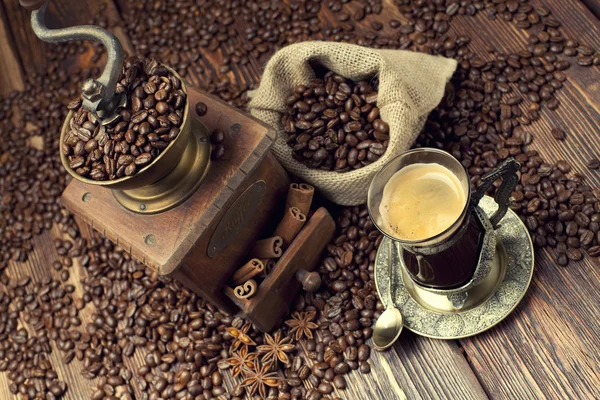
(374, 196, 534, 339)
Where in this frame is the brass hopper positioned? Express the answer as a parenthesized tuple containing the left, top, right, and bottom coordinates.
(59, 66, 212, 214)
(25, 0, 211, 214)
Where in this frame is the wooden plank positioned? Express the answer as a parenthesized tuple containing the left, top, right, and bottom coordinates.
(0, 4, 25, 96)
(448, 0, 600, 398)
(462, 250, 600, 399)
(580, 0, 600, 20)
(5, 0, 600, 399)
(361, 333, 488, 400)
(1, 226, 99, 400)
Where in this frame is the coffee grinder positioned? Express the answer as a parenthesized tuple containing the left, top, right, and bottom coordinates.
(22, 0, 333, 331)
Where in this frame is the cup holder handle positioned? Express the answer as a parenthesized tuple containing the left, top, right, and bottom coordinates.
(471, 158, 521, 229)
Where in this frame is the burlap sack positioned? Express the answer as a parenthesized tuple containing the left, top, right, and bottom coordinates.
(248, 42, 457, 205)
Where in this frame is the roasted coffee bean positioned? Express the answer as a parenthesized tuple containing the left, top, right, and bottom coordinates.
(557, 253, 569, 266)
(283, 72, 387, 171)
(357, 344, 370, 362)
(567, 247, 583, 261)
(587, 159, 600, 170)
(575, 212, 590, 227)
(557, 160, 572, 173)
(318, 382, 333, 394)
(551, 127, 566, 140)
(588, 245, 600, 257)
(64, 57, 185, 180)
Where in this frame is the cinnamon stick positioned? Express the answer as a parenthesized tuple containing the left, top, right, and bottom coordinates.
(285, 183, 314, 216)
(231, 280, 257, 299)
(249, 236, 283, 259)
(259, 258, 276, 278)
(273, 207, 306, 248)
(231, 259, 264, 285)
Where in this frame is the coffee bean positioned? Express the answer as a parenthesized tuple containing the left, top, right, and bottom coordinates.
(551, 127, 565, 140)
(557, 160, 572, 173)
(588, 245, 600, 257)
(359, 362, 371, 374)
(581, 230, 594, 246)
(64, 57, 185, 181)
(587, 159, 600, 170)
(298, 365, 311, 380)
(318, 382, 333, 394)
(283, 72, 387, 171)
(566, 221, 579, 236)
(557, 253, 568, 266)
(575, 212, 590, 227)
(567, 247, 583, 261)
(357, 344, 370, 362)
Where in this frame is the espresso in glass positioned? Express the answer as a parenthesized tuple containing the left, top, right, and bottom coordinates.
(369, 148, 519, 290)
(379, 163, 466, 241)
(379, 161, 482, 289)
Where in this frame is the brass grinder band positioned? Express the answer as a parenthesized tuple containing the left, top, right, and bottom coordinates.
(112, 119, 211, 214)
(59, 64, 212, 214)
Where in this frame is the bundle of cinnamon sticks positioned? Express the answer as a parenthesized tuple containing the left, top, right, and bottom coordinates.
(226, 183, 315, 300)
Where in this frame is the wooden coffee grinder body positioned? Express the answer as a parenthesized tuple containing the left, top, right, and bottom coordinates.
(63, 88, 289, 314)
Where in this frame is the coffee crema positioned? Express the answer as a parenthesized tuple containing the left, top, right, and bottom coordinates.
(379, 162, 466, 241)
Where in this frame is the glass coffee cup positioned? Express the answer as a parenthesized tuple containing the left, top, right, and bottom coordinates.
(368, 148, 520, 292)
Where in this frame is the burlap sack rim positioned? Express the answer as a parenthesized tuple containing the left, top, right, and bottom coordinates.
(248, 41, 457, 204)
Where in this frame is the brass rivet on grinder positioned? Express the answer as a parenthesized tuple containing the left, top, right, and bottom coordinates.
(144, 234, 156, 246)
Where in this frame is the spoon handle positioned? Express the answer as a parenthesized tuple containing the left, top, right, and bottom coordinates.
(386, 239, 396, 309)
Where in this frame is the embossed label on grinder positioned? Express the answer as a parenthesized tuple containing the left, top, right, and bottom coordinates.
(207, 180, 266, 258)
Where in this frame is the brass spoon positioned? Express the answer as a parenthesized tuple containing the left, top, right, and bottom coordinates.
(373, 240, 404, 351)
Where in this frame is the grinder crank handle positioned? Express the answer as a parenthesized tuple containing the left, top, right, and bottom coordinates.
(295, 269, 321, 292)
(19, 0, 46, 10)
(20, 0, 125, 124)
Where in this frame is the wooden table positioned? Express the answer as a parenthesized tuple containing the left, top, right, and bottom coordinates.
(1, 0, 600, 399)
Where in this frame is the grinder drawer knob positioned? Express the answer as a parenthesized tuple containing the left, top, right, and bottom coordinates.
(295, 269, 321, 292)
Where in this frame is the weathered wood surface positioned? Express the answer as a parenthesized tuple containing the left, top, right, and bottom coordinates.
(3, 0, 600, 399)
(452, 1, 600, 398)
(0, 5, 24, 96)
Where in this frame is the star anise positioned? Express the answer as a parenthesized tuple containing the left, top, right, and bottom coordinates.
(221, 345, 258, 377)
(285, 311, 318, 341)
(257, 330, 294, 368)
(227, 323, 256, 352)
(241, 359, 280, 398)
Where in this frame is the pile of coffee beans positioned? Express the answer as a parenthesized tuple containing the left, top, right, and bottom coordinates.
(4, 0, 600, 399)
(0, 26, 101, 266)
(282, 72, 389, 171)
(303, 205, 381, 387)
(0, 281, 68, 398)
(64, 57, 186, 181)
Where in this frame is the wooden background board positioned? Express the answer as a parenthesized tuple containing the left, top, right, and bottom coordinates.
(451, 0, 600, 398)
(2, 0, 600, 399)
(0, 5, 24, 96)
(581, 0, 600, 19)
